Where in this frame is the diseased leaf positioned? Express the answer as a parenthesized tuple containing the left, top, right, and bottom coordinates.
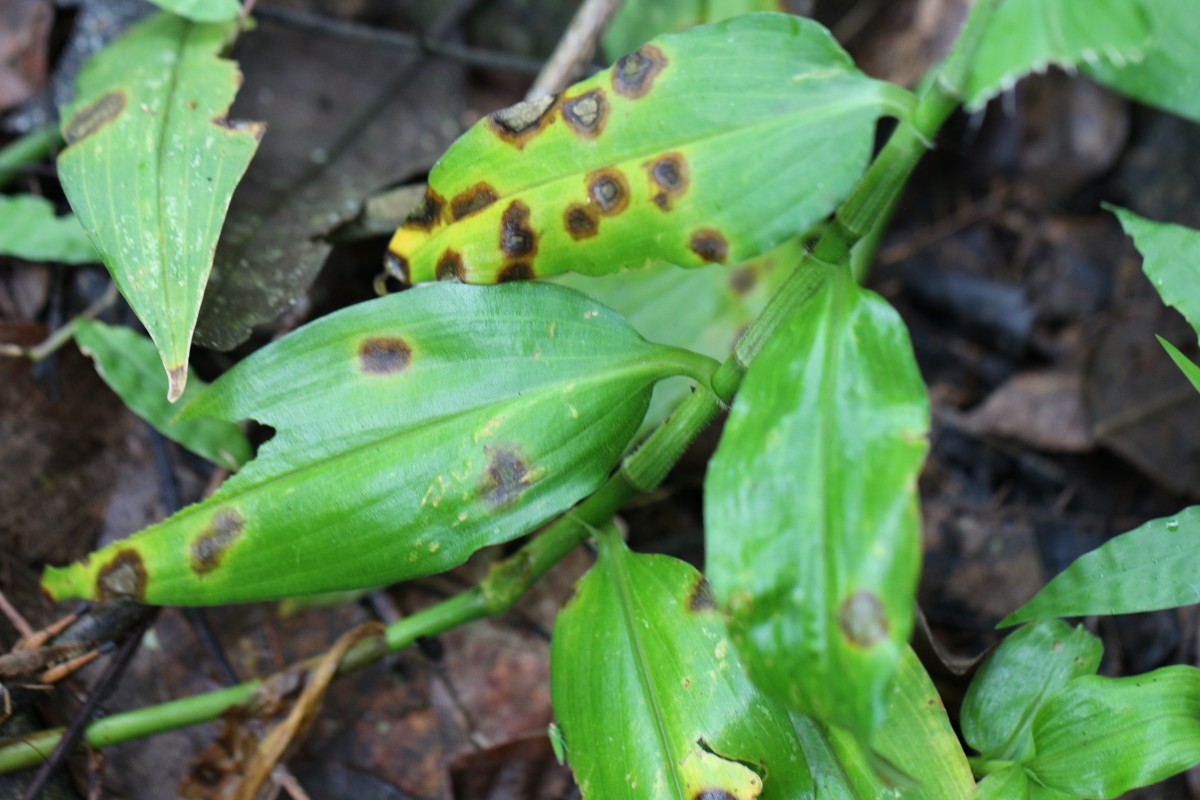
(387, 14, 909, 285)
(825, 648, 974, 800)
(0, 194, 99, 264)
(961, 621, 1102, 761)
(704, 261, 929, 738)
(602, 0, 784, 61)
(551, 530, 814, 800)
(57, 12, 263, 401)
(147, 0, 240, 23)
(1110, 206, 1200, 332)
(965, 0, 1151, 111)
(74, 318, 251, 470)
(42, 283, 705, 605)
(1028, 666, 1200, 798)
(1001, 508, 1200, 625)
(1160, 336, 1200, 394)
(1084, 0, 1200, 123)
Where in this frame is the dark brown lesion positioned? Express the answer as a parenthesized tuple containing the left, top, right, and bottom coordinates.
(96, 550, 148, 601)
(489, 94, 560, 148)
(687, 577, 718, 612)
(612, 44, 667, 99)
(588, 168, 630, 216)
(480, 446, 534, 506)
(728, 266, 756, 295)
(693, 792, 738, 800)
(190, 509, 244, 575)
(359, 337, 412, 375)
(400, 188, 445, 231)
(564, 204, 599, 240)
(498, 262, 534, 282)
(690, 228, 729, 264)
(500, 200, 538, 259)
(561, 89, 609, 138)
(838, 590, 889, 647)
(450, 183, 499, 220)
(64, 91, 127, 145)
(436, 249, 466, 281)
(646, 152, 689, 211)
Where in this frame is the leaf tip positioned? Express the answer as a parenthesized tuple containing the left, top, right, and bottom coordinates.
(167, 365, 188, 403)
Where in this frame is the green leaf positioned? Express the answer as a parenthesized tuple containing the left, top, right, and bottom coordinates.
(961, 621, 1102, 762)
(1028, 666, 1200, 798)
(386, 14, 909, 285)
(1160, 336, 1200, 394)
(0, 194, 99, 264)
(42, 283, 701, 605)
(974, 767, 1028, 799)
(964, 0, 1152, 111)
(704, 261, 929, 738)
(1001, 507, 1200, 625)
(1084, 0, 1200, 123)
(57, 12, 263, 402)
(1110, 206, 1200, 333)
(825, 647, 974, 800)
(551, 530, 814, 800)
(147, 0, 241, 23)
(74, 318, 251, 471)
(791, 716, 858, 800)
(602, 0, 785, 62)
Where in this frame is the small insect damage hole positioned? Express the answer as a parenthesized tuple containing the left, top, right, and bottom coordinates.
(64, 91, 127, 145)
(564, 204, 599, 239)
(190, 509, 244, 575)
(588, 169, 630, 216)
(96, 549, 148, 601)
(612, 44, 667, 98)
(687, 577, 718, 612)
(481, 445, 535, 506)
(402, 188, 445, 231)
(646, 152, 689, 211)
(436, 249, 466, 281)
(694, 737, 765, 800)
(838, 590, 889, 647)
(690, 228, 729, 264)
(562, 89, 608, 137)
(489, 94, 559, 147)
(359, 336, 412, 375)
(450, 183, 499, 220)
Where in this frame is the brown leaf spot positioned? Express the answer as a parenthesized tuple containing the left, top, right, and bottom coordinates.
(190, 509, 244, 575)
(489, 94, 559, 148)
(694, 792, 737, 800)
(498, 262, 534, 282)
(838, 591, 889, 647)
(588, 169, 629, 216)
(64, 91, 126, 145)
(688, 578, 718, 612)
(401, 188, 445, 231)
(359, 337, 412, 375)
(613, 44, 667, 98)
(436, 249, 466, 282)
(96, 550, 147, 601)
(384, 251, 411, 285)
(564, 204, 599, 240)
(728, 266, 756, 295)
(481, 446, 533, 506)
(690, 228, 729, 263)
(646, 152, 689, 211)
(450, 182, 499, 220)
(500, 200, 537, 258)
(562, 89, 608, 138)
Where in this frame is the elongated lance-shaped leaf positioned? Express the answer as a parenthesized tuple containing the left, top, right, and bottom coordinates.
(551, 529, 814, 800)
(602, 0, 785, 61)
(704, 260, 929, 739)
(386, 13, 909, 285)
(1160, 336, 1200, 394)
(964, 0, 1151, 111)
(1110, 206, 1200, 333)
(57, 12, 264, 401)
(1001, 507, 1200, 626)
(961, 621, 1102, 762)
(74, 318, 251, 470)
(42, 283, 708, 606)
(1028, 666, 1200, 797)
(147, 0, 240, 23)
(0, 194, 99, 264)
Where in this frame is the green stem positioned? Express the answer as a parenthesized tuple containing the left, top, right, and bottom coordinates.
(0, 126, 59, 190)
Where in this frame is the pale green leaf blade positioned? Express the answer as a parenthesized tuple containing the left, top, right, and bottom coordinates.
(148, 0, 241, 23)
(1084, 0, 1200, 123)
(602, 0, 785, 62)
(965, 0, 1151, 111)
(974, 767, 1028, 799)
(1001, 507, 1200, 625)
(0, 194, 99, 264)
(551, 531, 814, 800)
(825, 647, 974, 800)
(961, 621, 1102, 761)
(42, 283, 699, 605)
(704, 262, 930, 738)
(791, 716, 858, 800)
(1028, 666, 1200, 798)
(1160, 336, 1200, 394)
(1110, 206, 1200, 332)
(57, 12, 264, 401)
(387, 14, 909, 284)
(74, 318, 251, 470)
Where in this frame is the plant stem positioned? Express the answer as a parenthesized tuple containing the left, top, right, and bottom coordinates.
(0, 127, 59, 190)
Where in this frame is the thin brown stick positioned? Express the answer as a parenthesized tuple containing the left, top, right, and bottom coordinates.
(525, 0, 624, 100)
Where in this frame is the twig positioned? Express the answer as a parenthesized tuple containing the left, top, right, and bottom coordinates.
(0, 283, 118, 361)
(19, 608, 156, 800)
(526, 0, 624, 100)
(0, 591, 35, 641)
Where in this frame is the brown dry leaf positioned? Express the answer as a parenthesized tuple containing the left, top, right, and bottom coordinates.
(0, 0, 51, 111)
(961, 368, 1092, 453)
